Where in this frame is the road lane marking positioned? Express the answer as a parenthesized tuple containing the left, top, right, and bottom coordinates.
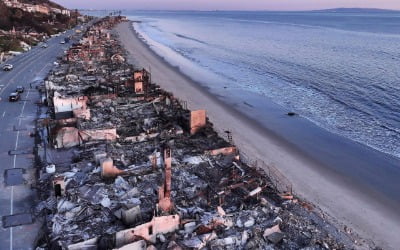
(18, 90, 30, 126)
(10, 88, 30, 250)
(0, 45, 60, 96)
(36, 62, 51, 78)
(0, 54, 42, 95)
(10, 129, 19, 250)
(4, 47, 42, 69)
(6, 34, 67, 249)
(9, 227, 12, 250)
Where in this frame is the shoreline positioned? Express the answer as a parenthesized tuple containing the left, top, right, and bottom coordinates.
(116, 20, 400, 249)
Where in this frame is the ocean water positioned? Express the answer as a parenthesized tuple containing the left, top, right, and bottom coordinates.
(124, 10, 400, 158)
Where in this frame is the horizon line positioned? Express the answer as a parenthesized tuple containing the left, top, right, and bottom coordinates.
(77, 7, 400, 12)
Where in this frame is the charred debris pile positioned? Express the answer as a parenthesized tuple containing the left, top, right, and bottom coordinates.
(34, 16, 355, 250)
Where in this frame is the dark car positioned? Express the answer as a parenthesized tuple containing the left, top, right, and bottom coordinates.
(9, 92, 20, 102)
(16, 86, 24, 93)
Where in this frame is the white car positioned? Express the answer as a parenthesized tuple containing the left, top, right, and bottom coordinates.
(60, 40, 65, 44)
(41, 44, 48, 48)
(3, 64, 13, 71)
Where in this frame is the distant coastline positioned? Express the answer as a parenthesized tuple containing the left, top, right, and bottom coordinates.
(311, 7, 400, 13)
(81, 8, 400, 14)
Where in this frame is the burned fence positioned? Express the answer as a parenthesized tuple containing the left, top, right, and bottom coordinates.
(239, 151, 293, 195)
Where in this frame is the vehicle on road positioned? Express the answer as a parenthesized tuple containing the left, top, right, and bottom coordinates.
(41, 43, 48, 48)
(9, 92, 20, 102)
(16, 86, 24, 93)
(3, 64, 13, 71)
(60, 40, 66, 44)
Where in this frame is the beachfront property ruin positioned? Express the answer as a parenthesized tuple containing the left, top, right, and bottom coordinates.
(31, 16, 355, 249)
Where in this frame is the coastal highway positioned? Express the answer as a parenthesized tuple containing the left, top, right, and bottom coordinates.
(0, 31, 75, 249)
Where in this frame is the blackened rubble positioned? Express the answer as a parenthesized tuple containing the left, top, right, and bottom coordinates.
(33, 16, 357, 250)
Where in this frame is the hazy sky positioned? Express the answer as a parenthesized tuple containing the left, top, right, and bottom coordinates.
(53, 0, 400, 11)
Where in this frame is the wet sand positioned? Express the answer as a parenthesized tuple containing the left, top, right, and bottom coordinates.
(115, 21, 400, 249)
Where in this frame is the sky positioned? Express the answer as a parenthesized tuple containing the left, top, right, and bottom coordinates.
(53, 0, 400, 11)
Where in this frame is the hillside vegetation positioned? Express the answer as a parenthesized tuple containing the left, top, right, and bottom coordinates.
(19, 0, 65, 9)
(0, 0, 79, 52)
(0, 1, 76, 34)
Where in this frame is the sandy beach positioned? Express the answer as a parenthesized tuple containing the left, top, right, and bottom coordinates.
(115, 21, 400, 249)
